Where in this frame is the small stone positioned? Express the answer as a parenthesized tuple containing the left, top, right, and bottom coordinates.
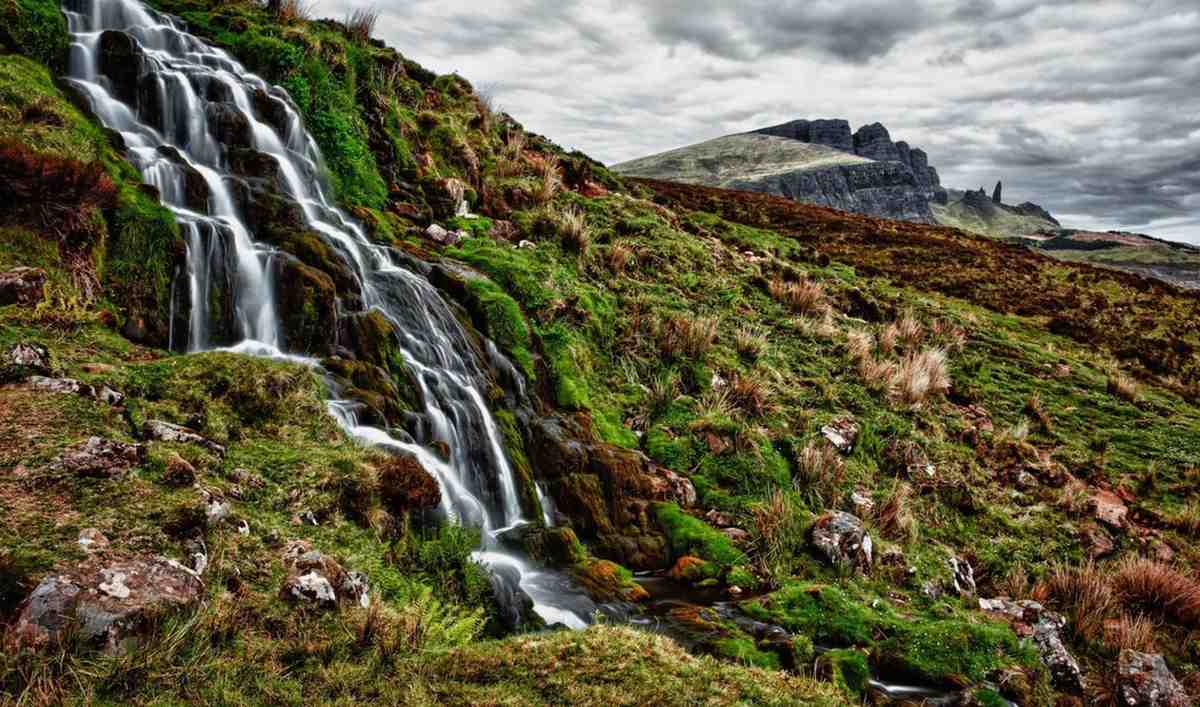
(78, 528, 109, 552)
(821, 417, 859, 454)
(54, 437, 144, 479)
(948, 556, 976, 596)
(142, 420, 225, 457)
(1080, 523, 1116, 559)
(97, 386, 125, 406)
(424, 224, 460, 246)
(235, 519, 250, 535)
(205, 499, 232, 526)
(284, 571, 337, 606)
(0, 267, 47, 307)
(298, 510, 318, 526)
(8, 342, 51, 374)
(339, 570, 370, 609)
(722, 527, 751, 544)
(98, 570, 131, 600)
(1117, 650, 1189, 707)
(850, 490, 875, 516)
(704, 509, 734, 527)
(1091, 488, 1128, 529)
(517, 240, 535, 249)
(810, 511, 872, 571)
(162, 453, 197, 486)
(1033, 614, 1085, 695)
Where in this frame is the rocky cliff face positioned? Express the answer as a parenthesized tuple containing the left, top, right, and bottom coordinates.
(615, 119, 947, 224)
(726, 159, 934, 224)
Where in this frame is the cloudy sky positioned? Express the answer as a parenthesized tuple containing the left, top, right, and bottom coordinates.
(316, 0, 1200, 244)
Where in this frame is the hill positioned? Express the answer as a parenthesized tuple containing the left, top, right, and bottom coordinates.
(614, 120, 943, 224)
(2, 0, 1200, 705)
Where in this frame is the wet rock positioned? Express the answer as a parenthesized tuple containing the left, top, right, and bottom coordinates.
(77, 528, 109, 553)
(1032, 613, 1084, 695)
(142, 420, 225, 457)
(274, 255, 338, 357)
(821, 417, 859, 454)
(3, 342, 52, 382)
(668, 555, 709, 582)
(948, 556, 976, 596)
(0, 267, 46, 307)
(1117, 650, 1189, 707)
(810, 511, 873, 571)
(54, 437, 144, 479)
(205, 102, 251, 148)
(6, 557, 203, 654)
(98, 31, 142, 105)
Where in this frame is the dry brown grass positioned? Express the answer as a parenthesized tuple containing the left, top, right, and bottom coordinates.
(768, 276, 827, 316)
(1103, 613, 1158, 653)
(273, 0, 313, 23)
(873, 481, 916, 543)
(792, 441, 845, 507)
(1024, 394, 1053, 433)
(997, 564, 1031, 600)
(495, 131, 527, 178)
(607, 243, 634, 275)
(1034, 560, 1115, 642)
(1166, 499, 1200, 536)
(1107, 372, 1140, 403)
(658, 315, 719, 360)
(889, 348, 950, 408)
(729, 374, 769, 418)
(555, 205, 589, 252)
(845, 328, 875, 362)
(858, 356, 898, 393)
(735, 325, 768, 361)
(1111, 556, 1200, 626)
(530, 153, 563, 204)
(343, 7, 379, 42)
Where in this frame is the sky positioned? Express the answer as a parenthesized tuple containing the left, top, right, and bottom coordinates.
(315, 0, 1200, 245)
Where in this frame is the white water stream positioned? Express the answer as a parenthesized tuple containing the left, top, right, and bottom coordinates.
(64, 0, 592, 628)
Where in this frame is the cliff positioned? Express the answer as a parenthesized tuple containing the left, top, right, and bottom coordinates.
(614, 121, 944, 224)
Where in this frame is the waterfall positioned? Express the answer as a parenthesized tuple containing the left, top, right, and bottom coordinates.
(64, 0, 594, 628)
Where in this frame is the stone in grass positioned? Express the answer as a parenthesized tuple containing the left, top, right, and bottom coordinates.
(142, 420, 225, 457)
(0, 267, 46, 307)
(1032, 613, 1085, 695)
(809, 511, 872, 571)
(948, 556, 976, 596)
(279, 541, 370, 610)
(6, 556, 204, 654)
(77, 528, 109, 553)
(162, 453, 197, 486)
(821, 417, 859, 454)
(1117, 650, 1190, 707)
(53, 437, 145, 479)
(2, 342, 52, 382)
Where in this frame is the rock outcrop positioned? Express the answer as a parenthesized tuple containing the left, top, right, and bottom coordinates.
(615, 118, 947, 224)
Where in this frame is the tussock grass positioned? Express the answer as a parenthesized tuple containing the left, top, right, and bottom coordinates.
(343, 7, 379, 42)
(792, 441, 845, 508)
(769, 276, 827, 316)
(1111, 557, 1200, 626)
(1107, 372, 1140, 403)
(735, 324, 768, 361)
(1035, 560, 1115, 642)
(658, 314, 718, 360)
(873, 481, 916, 543)
(889, 348, 950, 408)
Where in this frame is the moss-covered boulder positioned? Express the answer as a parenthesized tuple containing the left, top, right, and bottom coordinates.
(274, 255, 336, 356)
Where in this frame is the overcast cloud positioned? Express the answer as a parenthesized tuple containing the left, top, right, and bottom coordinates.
(315, 0, 1200, 244)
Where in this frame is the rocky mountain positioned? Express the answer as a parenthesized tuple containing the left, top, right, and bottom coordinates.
(614, 119, 947, 224)
(3, 0, 1200, 705)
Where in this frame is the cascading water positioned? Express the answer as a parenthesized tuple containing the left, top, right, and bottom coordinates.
(64, 0, 594, 628)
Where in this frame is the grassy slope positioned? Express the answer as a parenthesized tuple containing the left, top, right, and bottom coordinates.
(2, 0, 1200, 704)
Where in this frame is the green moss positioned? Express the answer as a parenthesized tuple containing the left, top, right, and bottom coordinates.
(494, 409, 542, 521)
(822, 649, 870, 696)
(713, 637, 781, 670)
(655, 502, 746, 568)
(465, 277, 534, 378)
(541, 322, 590, 410)
(879, 617, 1037, 684)
(0, 0, 70, 70)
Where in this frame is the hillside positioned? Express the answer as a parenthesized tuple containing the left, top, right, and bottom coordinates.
(2, 0, 1200, 706)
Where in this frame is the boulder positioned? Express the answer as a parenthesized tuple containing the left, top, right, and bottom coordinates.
(142, 420, 225, 457)
(1032, 613, 1084, 695)
(6, 557, 203, 654)
(53, 437, 144, 479)
(424, 224, 461, 246)
(3, 342, 52, 382)
(273, 255, 337, 357)
(26, 376, 124, 405)
(279, 542, 369, 610)
(162, 453, 196, 486)
(98, 31, 142, 105)
(810, 511, 873, 571)
(283, 571, 337, 607)
(0, 267, 46, 307)
(992, 181, 1003, 205)
(948, 556, 976, 596)
(205, 103, 251, 148)
(1091, 488, 1129, 530)
(1117, 650, 1190, 707)
(155, 146, 210, 212)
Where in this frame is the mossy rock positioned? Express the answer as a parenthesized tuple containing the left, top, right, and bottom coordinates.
(275, 255, 337, 356)
(569, 558, 648, 603)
